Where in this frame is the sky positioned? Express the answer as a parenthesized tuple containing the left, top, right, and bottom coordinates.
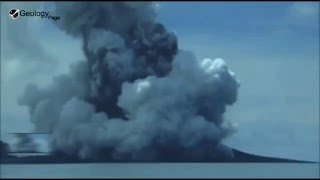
(1, 133, 49, 153)
(1, 2, 319, 162)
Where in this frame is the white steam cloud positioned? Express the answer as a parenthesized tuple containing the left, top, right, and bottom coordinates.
(18, 2, 240, 161)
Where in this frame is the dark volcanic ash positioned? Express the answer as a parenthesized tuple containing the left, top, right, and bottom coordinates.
(18, 2, 240, 161)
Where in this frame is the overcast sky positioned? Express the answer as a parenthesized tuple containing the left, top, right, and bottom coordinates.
(1, 2, 319, 162)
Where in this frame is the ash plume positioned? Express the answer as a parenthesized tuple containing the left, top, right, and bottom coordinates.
(18, 2, 240, 161)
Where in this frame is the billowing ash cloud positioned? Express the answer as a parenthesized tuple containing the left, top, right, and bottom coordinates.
(18, 2, 239, 161)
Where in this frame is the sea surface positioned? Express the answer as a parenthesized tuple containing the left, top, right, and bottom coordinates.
(1, 163, 319, 178)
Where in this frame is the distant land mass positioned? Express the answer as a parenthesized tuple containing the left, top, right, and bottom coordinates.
(0, 140, 314, 164)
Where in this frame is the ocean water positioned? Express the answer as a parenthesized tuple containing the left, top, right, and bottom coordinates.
(1, 163, 319, 178)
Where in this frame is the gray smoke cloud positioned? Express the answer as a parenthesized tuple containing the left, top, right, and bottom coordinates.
(18, 2, 240, 161)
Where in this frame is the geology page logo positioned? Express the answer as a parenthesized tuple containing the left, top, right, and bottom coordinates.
(8, 8, 60, 21)
(9, 9, 20, 19)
